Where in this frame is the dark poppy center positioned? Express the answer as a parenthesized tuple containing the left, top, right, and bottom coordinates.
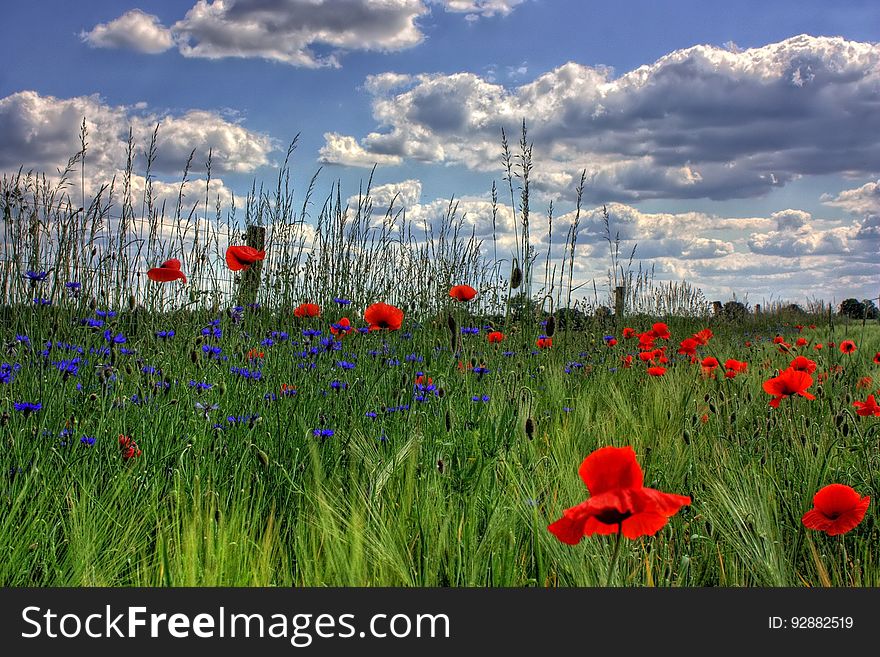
(378, 320, 389, 328)
(595, 508, 632, 525)
(825, 511, 841, 520)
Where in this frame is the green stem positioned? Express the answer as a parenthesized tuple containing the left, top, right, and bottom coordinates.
(605, 528, 624, 587)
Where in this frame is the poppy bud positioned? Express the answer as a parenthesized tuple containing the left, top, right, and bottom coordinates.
(437, 387, 446, 398)
(0, 412, 9, 426)
(447, 313, 457, 334)
(708, 403, 717, 414)
(682, 430, 690, 445)
(88, 393, 98, 402)
(124, 363, 133, 375)
(128, 294, 136, 311)
(89, 296, 97, 310)
(470, 357, 478, 368)
(255, 447, 269, 468)
(445, 410, 452, 432)
(545, 315, 555, 337)
(704, 393, 711, 402)
(525, 417, 535, 440)
(218, 382, 226, 395)
(190, 350, 199, 363)
(841, 422, 849, 437)
(168, 398, 178, 406)
(437, 458, 445, 474)
(510, 260, 522, 290)
(730, 413, 736, 424)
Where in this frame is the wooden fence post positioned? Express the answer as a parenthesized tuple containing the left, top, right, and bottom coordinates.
(238, 225, 265, 306)
(614, 286, 625, 321)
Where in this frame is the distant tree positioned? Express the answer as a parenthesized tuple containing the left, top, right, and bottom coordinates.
(838, 298, 878, 319)
(723, 300, 748, 320)
(785, 303, 805, 315)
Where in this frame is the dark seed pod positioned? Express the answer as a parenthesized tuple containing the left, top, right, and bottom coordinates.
(190, 350, 199, 363)
(89, 296, 97, 310)
(525, 417, 535, 440)
(88, 393, 98, 402)
(401, 373, 409, 388)
(128, 294, 136, 311)
(445, 410, 452, 432)
(545, 315, 555, 337)
(834, 413, 844, 428)
(666, 409, 672, 420)
(510, 259, 522, 290)
(470, 357, 478, 368)
(217, 382, 226, 396)
(704, 393, 711, 402)
(437, 387, 446, 398)
(436, 458, 445, 474)
(730, 413, 736, 424)
(682, 430, 690, 445)
(841, 423, 849, 437)
(124, 363, 133, 375)
(168, 398, 178, 406)
(708, 403, 717, 414)
(0, 411, 9, 426)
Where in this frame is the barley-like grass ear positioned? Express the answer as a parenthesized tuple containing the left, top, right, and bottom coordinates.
(524, 416, 535, 440)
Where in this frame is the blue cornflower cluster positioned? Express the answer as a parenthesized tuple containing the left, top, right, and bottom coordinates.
(405, 353, 423, 363)
(103, 329, 127, 344)
(312, 428, 335, 438)
(24, 271, 49, 282)
(471, 394, 491, 403)
(14, 401, 42, 415)
(335, 360, 356, 370)
(188, 380, 213, 391)
(52, 357, 81, 377)
(95, 310, 116, 318)
(230, 366, 262, 380)
(1, 362, 21, 384)
(201, 344, 224, 359)
(461, 327, 480, 335)
(156, 329, 175, 339)
(472, 365, 490, 376)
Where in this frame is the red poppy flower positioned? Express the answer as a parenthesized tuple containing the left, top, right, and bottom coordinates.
(828, 341, 836, 349)
(795, 324, 804, 333)
(763, 367, 815, 408)
(606, 338, 618, 347)
(692, 328, 713, 345)
(701, 357, 719, 371)
(621, 355, 633, 368)
(647, 366, 666, 377)
(293, 303, 321, 318)
(773, 335, 785, 344)
(330, 317, 351, 337)
(677, 338, 698, 356)
(622, 327, 636, 339)
(547, 446, 691, 543)
(801, 484, 870, 536)
(840, 340, 856, 354)
(856, 376, 873, 390)
(638, 351, 655, 363)
(147, 258, 187, 283)
(789, 356, 817, 373)
(449, 284, 477, 302)
(874, 352, 880, 365)
(795, 337, 808, 347)
(487, 331, 505, 344)
(638, 333, 656, 350)
(809, 324, 816, 329)
(724, 358, 748, 373)
(853, 394, 880, 417)
(814, 343, 823, 351)
(651, 323, 670, 340)
(745, 341, 752, 348)
(225, 245, 266, 271)
(364, 302, 404, 331)
(118, 434, 141, 460)
(777, 342, 791, 354)
(536, 336, 552, 349)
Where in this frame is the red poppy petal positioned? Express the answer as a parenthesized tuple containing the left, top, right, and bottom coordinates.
(226, 249, 248, 271)
(813, 484, 862, 516)
(577, 446, 643, 496)
(160, 258, 182, 270)
(801, 508, 833, 532)
(640, 488, 692, 516)
(547, 514, 588, 545)
(147, 268, 185, 283)
(583, 516, 622, 536)
(620, 512, 670, 539)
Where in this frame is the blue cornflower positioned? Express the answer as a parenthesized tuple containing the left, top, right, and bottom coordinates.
(270, 330, 289, 341)
(461, 327, 480, 335)
(603, 335, 616, 343)
(302, 328, 322, 338)
(24, 271, 48, 282)
(471, 395, 491, 403)
(260, 337, 275, 347)
(33, 298, 51, 306)
(64, 281, 81, 293)
(502, 351, 515, 357)
(16, 335, 30, 345)
(156, 329, 175, 339)
(365, 411, 377, 418)
(103, 329, 126, 344)
(405, 353, 423, 363)
(312, 428, 335, 438)
(81, 318, 104, 329)
(188, 380, 213, 391)
(357, 327, 370, 334)
(95, 310, 116, 318)
(334, 297, 351, 305)
(563, 406, 573, 413)
(472, 366, 490, 375)
(53, 358, 81, 377)
(14, 401, 42, 415)
(335, 360, 356, 370)
(386, 358, 400, 366)
(80, 436, 96, 446)
(330, 380, 347, 390)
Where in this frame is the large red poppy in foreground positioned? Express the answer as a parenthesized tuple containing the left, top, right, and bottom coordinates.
(147, 258, 187, 283)
(226, 245, 266, 271)
(548, 446, 691, 543)
(364, 302, 404, 331)
(762, 367, 815, 408)
(801, 484, 870, 536)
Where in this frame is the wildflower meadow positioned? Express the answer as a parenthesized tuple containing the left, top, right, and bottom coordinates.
(1, 130, 878, 588)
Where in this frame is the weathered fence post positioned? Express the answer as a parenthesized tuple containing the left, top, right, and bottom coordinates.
(238, 225, 265, 306)
(754, 303, 761, 316)
(614, 286, 625, 321)
(712, 301, 723, 317)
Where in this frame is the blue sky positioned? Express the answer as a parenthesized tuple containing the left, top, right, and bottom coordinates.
(1, 0, 878, 305)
